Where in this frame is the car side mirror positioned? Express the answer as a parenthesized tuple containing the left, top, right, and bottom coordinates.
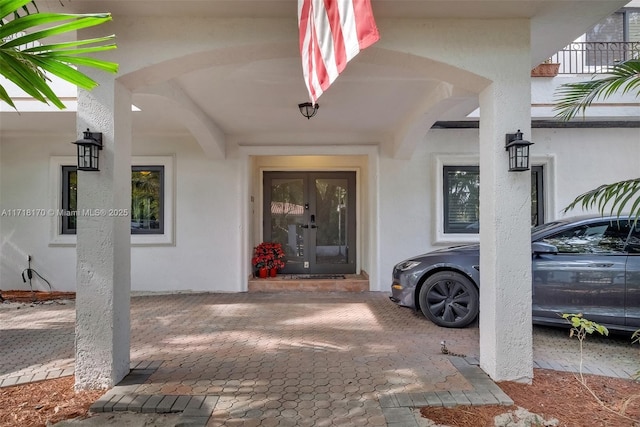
(532, 241, 558, 255)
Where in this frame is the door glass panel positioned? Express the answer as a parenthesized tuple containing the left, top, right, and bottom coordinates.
(269, 178, 305, 268)
(264, 172, 356, 274)
(314, 178, 348, 265)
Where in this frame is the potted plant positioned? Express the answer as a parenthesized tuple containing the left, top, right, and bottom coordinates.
(269, 256, 285, 277)
(252, 242, 286, 278)
(531, 58, 560, 77)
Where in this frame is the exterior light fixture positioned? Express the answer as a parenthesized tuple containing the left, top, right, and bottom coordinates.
(298, 102, 319, 119)
(72, 128, 103, 171)
(505, 130, 533, 172)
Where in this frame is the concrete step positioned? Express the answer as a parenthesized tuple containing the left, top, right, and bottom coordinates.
(248, 273, 369, 292)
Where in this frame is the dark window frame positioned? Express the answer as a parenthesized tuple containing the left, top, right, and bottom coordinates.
(61, 165, 165, 235)
(531, 166, 544, 228)
(443, 165, 545, 234)
(443, 166, 480, 234)
(61, 166, 77, 235)
(131, 165, 165, 235)
(587, 8, 640, 43)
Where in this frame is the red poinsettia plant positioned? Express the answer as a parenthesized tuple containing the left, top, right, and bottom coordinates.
(252, 242, 286, 270)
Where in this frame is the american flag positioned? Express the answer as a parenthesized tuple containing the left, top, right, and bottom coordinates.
(298, 0, 380, 103)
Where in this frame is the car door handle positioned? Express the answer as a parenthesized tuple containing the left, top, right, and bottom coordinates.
(588, 263, 614, 268)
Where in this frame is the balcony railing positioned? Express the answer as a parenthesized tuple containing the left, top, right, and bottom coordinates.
(550, 41, 640, 74)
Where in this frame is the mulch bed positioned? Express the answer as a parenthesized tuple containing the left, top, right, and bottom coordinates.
(0, 376, 102, 427)
(421, 369, 640, 426)
(0, 290, 75, 303)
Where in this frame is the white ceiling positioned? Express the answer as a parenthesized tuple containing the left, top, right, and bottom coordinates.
(1, 0, 631, 144)
(36, 0, 603, 20)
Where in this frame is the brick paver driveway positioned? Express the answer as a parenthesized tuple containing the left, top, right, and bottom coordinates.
(1, 292, 638, 426)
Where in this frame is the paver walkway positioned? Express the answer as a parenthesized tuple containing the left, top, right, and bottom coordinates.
(1, 292, 639, 426)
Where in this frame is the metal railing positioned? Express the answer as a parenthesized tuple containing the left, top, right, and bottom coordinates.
(550, 41, 640, 74)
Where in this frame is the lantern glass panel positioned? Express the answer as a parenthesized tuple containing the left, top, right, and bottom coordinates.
(76, 144, 99, 170)
(516, 145, 529, 169)
(507, 143, 531, 171)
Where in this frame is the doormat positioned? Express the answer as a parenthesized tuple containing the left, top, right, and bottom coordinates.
(283, 274, 346, 280)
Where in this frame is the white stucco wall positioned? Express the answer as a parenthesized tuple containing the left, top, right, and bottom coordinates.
(531, 76, 640, 119)
(0, 132, 244, 293)
(377, 126, 640, 287)
(1, 126, 637, 294)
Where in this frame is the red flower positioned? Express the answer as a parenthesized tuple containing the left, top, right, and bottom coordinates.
(252, 242, 286, 269)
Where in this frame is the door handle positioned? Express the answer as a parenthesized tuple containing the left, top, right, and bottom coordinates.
(306, 213, 317, 229)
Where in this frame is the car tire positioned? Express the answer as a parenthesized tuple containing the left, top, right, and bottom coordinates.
(418, 271, 479, 328)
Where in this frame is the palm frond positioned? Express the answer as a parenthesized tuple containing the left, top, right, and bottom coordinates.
(0, 82, 17, 108)
(0, 1, 117, 110)
(563, 179, 640, 225)
(1, 14, 113, 48)
(0, 50, 65, 107)
(553, 59, 640, 121)
(20, 35, 115, 52)
(0, 0, 35, 23)
(26, 54, 101, 90)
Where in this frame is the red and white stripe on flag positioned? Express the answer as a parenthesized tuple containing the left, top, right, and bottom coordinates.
(298, 0, 380, 103)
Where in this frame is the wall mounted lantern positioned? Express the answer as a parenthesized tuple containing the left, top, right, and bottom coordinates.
(72, 128, 103, 171)
(298, 102, 319, 119)
(505, 130, 533, 172)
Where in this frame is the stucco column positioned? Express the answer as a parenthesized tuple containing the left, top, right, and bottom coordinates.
(478, 60, 533, 382)
(75, 74, 132, 390)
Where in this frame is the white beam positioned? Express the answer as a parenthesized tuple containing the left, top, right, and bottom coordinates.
(138, 81, 226, 159)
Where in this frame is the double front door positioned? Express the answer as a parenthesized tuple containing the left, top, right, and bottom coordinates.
(264, 172, 356, 275)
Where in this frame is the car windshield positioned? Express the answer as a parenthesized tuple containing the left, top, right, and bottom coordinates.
(531, 221, 563, 234)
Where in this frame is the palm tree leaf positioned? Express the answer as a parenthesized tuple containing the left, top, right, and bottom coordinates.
(0, 83, 17, 109)
(554, 59, 640, 121)
(36, 54, 118, 73)
(0, 1, 118, 110)
(612, 184, 637, 217)
(557, 59, 640, 222)
(0, 12, 82, 39)
(2, 14, 112, 49)
(563, 179, 640, 217)
(0, 51, 48, 101)
(629, 196, 640, 228)
(26, 55, 99, 90)
(553, 78, 617, 120)
(0, 0, 32, 21)
(21, 35, 115, 52)
(0, 50, 65, 108)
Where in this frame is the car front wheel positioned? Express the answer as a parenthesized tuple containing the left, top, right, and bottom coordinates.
(418, 271, 479, 328)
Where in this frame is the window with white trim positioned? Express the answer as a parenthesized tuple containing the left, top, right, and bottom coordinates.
(61, 165, 165, 235)
(443, 165, 544, 234)
(443, 166, 480, 233)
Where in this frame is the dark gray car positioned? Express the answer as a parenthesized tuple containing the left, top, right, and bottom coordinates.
(390, 215, 640, 332)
